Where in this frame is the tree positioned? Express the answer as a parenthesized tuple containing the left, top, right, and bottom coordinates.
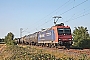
(73, 26, 90, 48)
(4, 32, 15, 45)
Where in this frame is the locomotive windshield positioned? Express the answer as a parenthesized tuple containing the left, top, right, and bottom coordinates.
(58, 28, 71, 35)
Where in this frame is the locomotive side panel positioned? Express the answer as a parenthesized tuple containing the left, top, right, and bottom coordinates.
(51, 26, 58, 43)
(38, 30, 55, 43)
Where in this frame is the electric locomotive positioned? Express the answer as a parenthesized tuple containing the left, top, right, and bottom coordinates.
(38, 23, 73, 48)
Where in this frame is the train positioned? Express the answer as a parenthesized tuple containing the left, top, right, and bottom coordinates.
(16, 23, 73, 48)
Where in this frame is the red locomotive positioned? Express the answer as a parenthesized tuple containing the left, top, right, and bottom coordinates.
(53, 23, 72, 48)
(38, 23, 73, 48)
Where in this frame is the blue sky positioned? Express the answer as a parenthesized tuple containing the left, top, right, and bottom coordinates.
(0, 0, 90, 38)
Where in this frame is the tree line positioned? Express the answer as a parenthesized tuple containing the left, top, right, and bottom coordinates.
(1, 26, 90, 48)
(73, 26, 90, 48)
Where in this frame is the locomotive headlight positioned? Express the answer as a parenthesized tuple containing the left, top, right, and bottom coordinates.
(59, 39, 61, 40)
(69, 39, 71, 40)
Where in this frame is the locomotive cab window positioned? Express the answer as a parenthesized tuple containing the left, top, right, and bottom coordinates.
(57, 28, 71, 35)
(57, 29, 64, 35)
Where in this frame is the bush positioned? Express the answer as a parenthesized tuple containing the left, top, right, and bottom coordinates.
(79, 39, 90, 48)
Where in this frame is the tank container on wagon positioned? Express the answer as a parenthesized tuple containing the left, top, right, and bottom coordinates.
(29, 32, 38, 45)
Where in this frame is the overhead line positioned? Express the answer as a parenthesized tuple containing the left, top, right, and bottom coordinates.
(40, 0, 88, 26)
(28, 0, 88, 34)
(65, 8, 90, 22)
(33, 0, 71, 26)
(65, 14, 75, 22)
(31, 18, 53, 33)
(65, 13, 90, 23)
(60, 0, 88, 15)
(29, 0, 71, 33)
(40, 0, 88, 27)
(72, 13, 90, 20)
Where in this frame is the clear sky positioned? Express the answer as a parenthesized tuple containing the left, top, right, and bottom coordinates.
(0, 0, 90, 38)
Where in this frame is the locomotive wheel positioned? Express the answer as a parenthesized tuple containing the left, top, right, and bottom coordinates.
(51, 43, 55, 48)
(46, 43, 49, 47)
(65, 45, 70, 50)
(55, 43, 58, 48)
(48, 44, 51, 48)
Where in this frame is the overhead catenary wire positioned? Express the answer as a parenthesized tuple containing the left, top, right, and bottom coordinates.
(65, 14, 75, 22)
(55, 0, 74, 16)
(76, 8, 90, 16)
(29, 0, 71, 27)
(28, 0, 71, 28)
(36, 0, 89, 29)
(63, 6, 90, 22)
(65, 8, 90, 22)
(35, 0, 72, 27)
(34, 11, 90, 32)
(73, 0, 75, 8)
(27, 0, 89, 35)
(69, 13, 90, 22)
(39, 0, 88, 26)
(29, 0, 72, 33)
(31, 18, 53, 33)
(41, 11, 90, 27)
(60, 0, 88, 15)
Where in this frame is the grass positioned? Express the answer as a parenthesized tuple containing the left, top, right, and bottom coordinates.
(0, 45, 90, 60)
